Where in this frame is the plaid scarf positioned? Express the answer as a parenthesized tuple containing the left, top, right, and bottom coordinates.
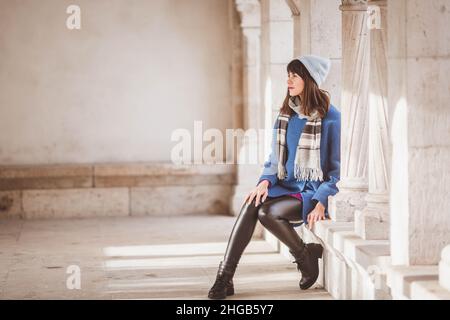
(276, 96, 323, 182)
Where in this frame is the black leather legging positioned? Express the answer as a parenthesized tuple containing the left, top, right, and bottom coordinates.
(223, 195, 304, 267)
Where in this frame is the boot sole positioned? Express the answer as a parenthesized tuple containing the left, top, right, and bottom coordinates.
(208, 286, 234, 299)
(300, 278, 318, 290)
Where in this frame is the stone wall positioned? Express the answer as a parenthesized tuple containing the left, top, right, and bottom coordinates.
(0, 163, 235, 219)
(0, 0, 234, 165)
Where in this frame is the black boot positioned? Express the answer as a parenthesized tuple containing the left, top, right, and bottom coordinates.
(208, 261, 236, 300)
(290, 243, 323, 290)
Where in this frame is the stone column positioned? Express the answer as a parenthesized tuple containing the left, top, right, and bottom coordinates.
(354, 0, 390, 240)
(260, 0, 294, 130)
(288, 0, 311, 55)
(330, 0, 370, 222)
(289, 0, 342, 103)
(388, 0, 450, 265)
(231, 0, 263, 216)
(229, 0, 244, 151)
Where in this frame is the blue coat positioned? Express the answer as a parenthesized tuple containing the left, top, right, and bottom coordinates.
(257, 104, 341, 227)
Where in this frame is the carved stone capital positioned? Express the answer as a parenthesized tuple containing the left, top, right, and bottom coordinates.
(340, 0, 368, 11)
(235, 0, 261, 29)
(341, 0, 368, 5)
(368, 0, 387, 7)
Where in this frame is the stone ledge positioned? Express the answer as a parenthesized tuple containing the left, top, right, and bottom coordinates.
(410, 280, 450, 300)
(0, 164, 93, 190)
(0, 164, 93, 178)
(334, 231, 389, 264)
(307, 220, 392, 299)
(386, 265, 439, 300)
(0, 162, 236, 190)
(313, 220, 354, 247)
(272, 220, 393, 298)
(2, 184, 235, 219)
(355, 244, 391, 270)
(315, 222, 390, 275)
(0, 163, 237, 219)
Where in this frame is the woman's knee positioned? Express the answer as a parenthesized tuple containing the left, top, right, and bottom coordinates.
(257, 203, 274, 222)
(240, 198, 260, 217)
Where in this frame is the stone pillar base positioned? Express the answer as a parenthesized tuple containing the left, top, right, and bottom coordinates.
(354, 209, 389, 240)
(439, 245, 450, 291)
(330, 188, 367, 222)
(355, 193, 390, 240)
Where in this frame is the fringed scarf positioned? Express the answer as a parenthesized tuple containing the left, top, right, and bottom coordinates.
(276, 96, 323, 182)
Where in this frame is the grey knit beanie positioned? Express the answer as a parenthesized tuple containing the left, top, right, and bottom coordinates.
(295, 54, 331, 87)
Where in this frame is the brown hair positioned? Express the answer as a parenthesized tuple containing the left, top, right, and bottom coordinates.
(280, 59, 330, 118)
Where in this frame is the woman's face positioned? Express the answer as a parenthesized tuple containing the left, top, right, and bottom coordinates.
(287, 71, 304, 97)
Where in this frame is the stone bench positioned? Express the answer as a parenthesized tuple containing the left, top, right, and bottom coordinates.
(0, 162, 235, 219)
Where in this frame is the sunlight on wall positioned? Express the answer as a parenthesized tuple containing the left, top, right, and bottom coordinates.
(390, 97, 409, 265)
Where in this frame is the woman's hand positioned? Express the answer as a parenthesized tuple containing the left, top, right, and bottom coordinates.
(243, 180, 269, 207)
(307, 201, 327, 230)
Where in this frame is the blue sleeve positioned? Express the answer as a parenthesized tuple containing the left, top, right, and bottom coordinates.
(256, 117, 279, 187)
(311, 118, 341, 209)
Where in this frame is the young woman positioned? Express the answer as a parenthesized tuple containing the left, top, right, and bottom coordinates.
(208, 55, 341, 300)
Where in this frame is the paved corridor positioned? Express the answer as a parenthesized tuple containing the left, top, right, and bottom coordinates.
(0, 215, 331, 300)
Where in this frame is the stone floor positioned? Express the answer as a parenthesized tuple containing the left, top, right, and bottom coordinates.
(0, 214, 332, 300)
